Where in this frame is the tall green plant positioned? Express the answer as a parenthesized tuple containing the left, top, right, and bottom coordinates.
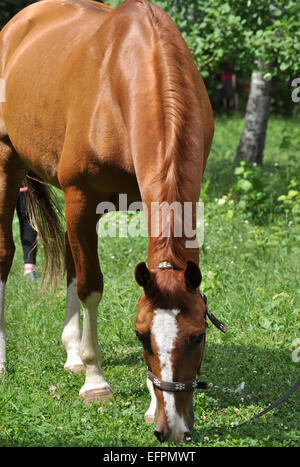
(157, 0, 300, 79)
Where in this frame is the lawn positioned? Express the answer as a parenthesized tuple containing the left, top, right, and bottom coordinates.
(0, 115, 299, 447)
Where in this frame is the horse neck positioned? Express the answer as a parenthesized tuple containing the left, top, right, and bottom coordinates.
(141, 179, 201, 270)
(147, 235, 200, 270)
(133, 121, 204, 269)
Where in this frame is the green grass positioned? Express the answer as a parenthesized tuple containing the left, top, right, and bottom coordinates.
(0, 115, 299, 447)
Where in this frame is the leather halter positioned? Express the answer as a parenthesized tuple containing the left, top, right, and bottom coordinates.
(151, 261, 227, 334)
(152, 260, 180, 271)
(147, 261, 227, 393)
(151, 263, 300, 430)
(147, 367, 208, 392)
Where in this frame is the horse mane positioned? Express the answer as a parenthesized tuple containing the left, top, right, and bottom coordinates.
(145, 2, 202, 265)
(147, 3, 199, 203)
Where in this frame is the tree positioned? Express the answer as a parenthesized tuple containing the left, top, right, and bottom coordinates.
(156, 0, 300, 164)
(234, 2, 300, 165)
(235, 65, 272, 165)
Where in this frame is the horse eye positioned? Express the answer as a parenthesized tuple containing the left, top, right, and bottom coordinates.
(190, 333, 205, 345)
(135, 330, 144, 342)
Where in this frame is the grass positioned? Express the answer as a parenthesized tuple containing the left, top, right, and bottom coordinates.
(0, 114, 299, 447)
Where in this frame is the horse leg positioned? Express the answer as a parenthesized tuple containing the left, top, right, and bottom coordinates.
(0, 137, 26, 375)
(0, 282, 5, 374)
(63, 186, 112, 403)
(61, 232, 84, 375)
(145, 378, 156, 425)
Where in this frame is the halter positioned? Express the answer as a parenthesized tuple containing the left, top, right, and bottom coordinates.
(147, 261, 227, 393)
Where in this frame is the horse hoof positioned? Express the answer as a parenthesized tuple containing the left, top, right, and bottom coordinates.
(80, 388, 113, 404)
(65, 364, 85, 375)
(145, 414, 155, 425)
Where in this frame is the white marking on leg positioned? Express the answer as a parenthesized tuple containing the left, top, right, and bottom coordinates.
(0, 79, 6, 103)
(0, 281, 7, 373)
(79, 292, 110, 395)
(145, 377, 156, 424)
(61, 278, 83, 370)
(151, 309, 188, 440)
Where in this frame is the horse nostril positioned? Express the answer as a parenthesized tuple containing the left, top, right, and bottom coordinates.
(154, 429, 169, 442)
(154, 430, 164, 442)
(184, 432, 192, 442)
(154, 430, 162, 442)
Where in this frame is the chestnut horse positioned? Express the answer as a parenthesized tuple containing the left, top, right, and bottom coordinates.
(0, 0, 214, 442)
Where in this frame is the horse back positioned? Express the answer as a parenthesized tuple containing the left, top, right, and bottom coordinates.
(0, 0, 114, 183)
(0, 0, 213, 193)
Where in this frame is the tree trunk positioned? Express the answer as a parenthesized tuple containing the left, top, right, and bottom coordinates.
(235, 69, 272, 166)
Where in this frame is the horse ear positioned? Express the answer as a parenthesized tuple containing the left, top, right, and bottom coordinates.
(184, 261, 202, 290)
(135, 262, 151, 289)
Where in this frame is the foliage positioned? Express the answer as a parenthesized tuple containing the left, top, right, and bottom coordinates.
(277, 179, 300, 220)
(203, 114, 300, 224)
(2, 1, 300, 80)
(0, 1, 35, 27)
(231, 155, 300, 224)
(156, 0, 300, 80)
(233, 161, 270, 221)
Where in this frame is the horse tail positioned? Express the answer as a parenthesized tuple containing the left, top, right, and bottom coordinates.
(22, 173, 66, 294)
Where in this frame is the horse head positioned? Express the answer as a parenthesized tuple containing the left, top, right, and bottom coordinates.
(134, 260, 207, 443)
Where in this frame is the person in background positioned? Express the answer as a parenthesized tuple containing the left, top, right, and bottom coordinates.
(220, 62, 236, 113)
(16, 187, 39, 281)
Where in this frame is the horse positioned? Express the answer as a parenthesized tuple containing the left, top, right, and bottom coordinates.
(0, 0, 214, 443)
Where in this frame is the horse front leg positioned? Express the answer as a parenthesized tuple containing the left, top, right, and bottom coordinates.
(64, 186, 112, 403)
(145, 378, 157, 425)
(0, 281, 6, 375)
(0, 137, 26, 375)
(61, 232, 84, 375)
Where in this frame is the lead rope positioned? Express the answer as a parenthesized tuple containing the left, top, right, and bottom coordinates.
(219, 378, 300, 434)
(150, 264, 299, 432)
(200, 292, 300, 434)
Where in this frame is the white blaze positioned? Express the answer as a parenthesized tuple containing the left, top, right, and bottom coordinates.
(151, 309, 188, 439)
